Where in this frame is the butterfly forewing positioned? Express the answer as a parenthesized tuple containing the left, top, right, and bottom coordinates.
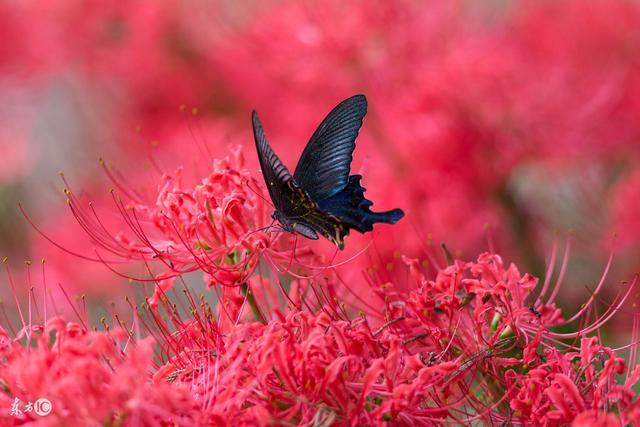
(293, 94, 367, 201)
(252, 111, 295, 213)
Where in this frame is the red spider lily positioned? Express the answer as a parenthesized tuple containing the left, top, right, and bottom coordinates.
(139, 249, 639, 425)
(44, 147, 329, 306)
(5, 211, 640, 425)
(15, 141, 639, 424)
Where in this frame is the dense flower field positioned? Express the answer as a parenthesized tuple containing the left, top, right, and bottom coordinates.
(1, 1, 640, 425)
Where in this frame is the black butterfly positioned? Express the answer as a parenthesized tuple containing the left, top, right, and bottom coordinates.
(252, 94, 404, 250)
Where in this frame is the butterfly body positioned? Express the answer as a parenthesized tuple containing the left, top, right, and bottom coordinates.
(253, 94, 404, 249)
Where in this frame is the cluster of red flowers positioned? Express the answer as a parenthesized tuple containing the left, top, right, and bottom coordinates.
(1, 144, 638, 425)
(0, 318, 194, 425)
(2, 1, 640, 426)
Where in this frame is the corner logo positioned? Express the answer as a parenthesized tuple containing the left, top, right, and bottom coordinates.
(9, 397, 52, 417)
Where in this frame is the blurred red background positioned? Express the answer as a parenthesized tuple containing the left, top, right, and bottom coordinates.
(1, 0, 639, 340)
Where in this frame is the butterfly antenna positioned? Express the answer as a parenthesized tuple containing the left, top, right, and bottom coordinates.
(243, 178, 275, 208)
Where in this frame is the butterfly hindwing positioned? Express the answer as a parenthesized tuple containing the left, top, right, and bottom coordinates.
(292, 199, 347, 249)
(293, 94, 367, 201)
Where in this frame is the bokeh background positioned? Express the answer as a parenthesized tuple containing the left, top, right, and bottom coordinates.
(1, 0, 639, 342)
